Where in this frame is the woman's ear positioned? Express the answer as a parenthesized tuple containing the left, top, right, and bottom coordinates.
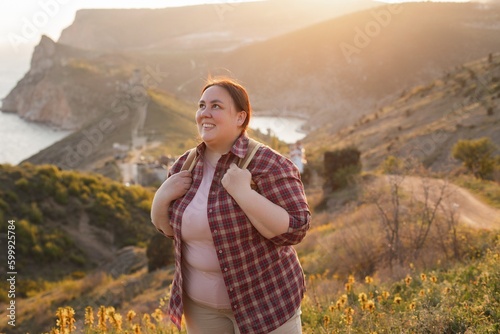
(238, 111, 247, 125)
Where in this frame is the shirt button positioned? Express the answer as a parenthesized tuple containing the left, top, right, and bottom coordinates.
(230, 288, 233, 292)
(219, 250, 223, 254)
(213, 229, 217, 234)
(208, 209, 213, 213)
(211, 191, 216, 195)
(224, 268, 228, 271)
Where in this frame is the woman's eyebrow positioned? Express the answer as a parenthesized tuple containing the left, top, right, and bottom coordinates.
(199, 99, 224, 104)
(209, 99, 224, 104)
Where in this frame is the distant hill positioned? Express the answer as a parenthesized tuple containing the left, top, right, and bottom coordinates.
(56, 2, 500, 135)
(207, 2, 500, 132)
(57, 0, 378, 52)
(7, 2, 500, 134)
(306, 53, 500, 172)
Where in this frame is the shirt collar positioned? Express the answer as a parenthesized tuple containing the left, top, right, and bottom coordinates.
(195, 132, 249, 159)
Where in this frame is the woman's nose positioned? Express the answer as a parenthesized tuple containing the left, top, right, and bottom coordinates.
(199, 107, 211, 118)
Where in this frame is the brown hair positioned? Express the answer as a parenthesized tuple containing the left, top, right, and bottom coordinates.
(201, 77, 251, 131)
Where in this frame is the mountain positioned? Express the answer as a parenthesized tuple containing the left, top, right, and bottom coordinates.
(1, 36, 139, 130)
(207, 2, 500, 132)
(305, 52, 500, 172)
(6, 2, 500, 134)
(55, 2, 500, 135)
(57, 0, 378, 52)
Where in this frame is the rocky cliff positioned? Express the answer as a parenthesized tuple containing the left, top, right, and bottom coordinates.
(1, 36, 137, 130)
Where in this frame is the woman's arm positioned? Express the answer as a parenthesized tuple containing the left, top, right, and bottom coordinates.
(151, 170, 192, 237)
(222, 163, 290, 239)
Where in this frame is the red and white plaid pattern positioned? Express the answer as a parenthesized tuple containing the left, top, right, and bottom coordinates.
(165, 134, 311, 334)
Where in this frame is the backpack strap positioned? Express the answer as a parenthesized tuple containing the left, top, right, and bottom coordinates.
(181, 148, 198, 172)
(239, 138, 263, 169)
(181, 138, 262, 173)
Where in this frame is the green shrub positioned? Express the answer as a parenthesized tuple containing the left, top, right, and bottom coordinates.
(452, 137, 497, 179)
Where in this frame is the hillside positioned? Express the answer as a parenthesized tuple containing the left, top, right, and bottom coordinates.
(23, 86, 200, 172)
(1, 167, 498, 333)
(0, 163, 155, 278)
(57, 0, 377, 52)
(305, 53, 500, 172)
(210, 2, 500, 131)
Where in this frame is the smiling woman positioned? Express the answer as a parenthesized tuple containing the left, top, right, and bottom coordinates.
(151, 77, 311, 334)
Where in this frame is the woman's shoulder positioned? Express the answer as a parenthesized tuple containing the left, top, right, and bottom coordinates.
(253, 144, 296, 172)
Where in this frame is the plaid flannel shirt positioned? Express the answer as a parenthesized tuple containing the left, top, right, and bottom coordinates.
(165, 134, 311, 334)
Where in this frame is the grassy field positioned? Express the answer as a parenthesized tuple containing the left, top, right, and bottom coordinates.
(42, 234, 499, 333)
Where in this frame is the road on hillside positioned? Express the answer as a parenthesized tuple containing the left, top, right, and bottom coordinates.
(384, 175, 500, 230)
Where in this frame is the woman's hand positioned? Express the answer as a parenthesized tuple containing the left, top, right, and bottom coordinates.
(221, 163, 252, 197)
(159, 170, 193, 201)
(151, 170, 192, 236)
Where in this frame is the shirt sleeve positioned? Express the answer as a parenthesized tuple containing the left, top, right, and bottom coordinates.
(254, 152, 311, 246)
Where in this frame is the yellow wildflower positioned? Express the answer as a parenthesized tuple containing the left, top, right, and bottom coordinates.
(345, 283, 352, 292)
(339, 294, 348, 305)
(97, 306, 107, 331)
(84, 306, 94, 326)
(365, 276, 374, 284)
(394, 296, 402, 305)
(127, 310, 137, 323)
(419, 289, 426, 297)
(133, 324, 142, 334)
(344, 307, 355, 326)
(152, 308, 164, 322)
(430, 276, 438, 283)
(366, 300, 376, 312)
(348, 275, 356, 284)
(405, 275, 412, 286)
(409, 301, 417, 310)
(420, 273, 426, 281)
(346, 314, 354, 326)
(323, 315, 331, 328)
(358, 292, 368, 304)
(143, 314, 156, 331)
(382, 291, 390, 300)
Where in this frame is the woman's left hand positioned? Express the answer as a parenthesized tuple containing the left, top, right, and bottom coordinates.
(222, 163, 252, 197)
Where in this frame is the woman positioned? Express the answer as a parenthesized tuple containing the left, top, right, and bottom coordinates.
(151, 77, 311, 334)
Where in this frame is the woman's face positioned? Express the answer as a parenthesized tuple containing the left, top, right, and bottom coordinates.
(196, 85, 246, 152)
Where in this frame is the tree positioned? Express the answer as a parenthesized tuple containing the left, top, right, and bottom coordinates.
(452, 137, 497, 179)
(324, 147, 362, 191)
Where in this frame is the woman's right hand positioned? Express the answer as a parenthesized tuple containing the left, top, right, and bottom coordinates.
(151, 170, 192, 237)
(158, 170, 193, 202)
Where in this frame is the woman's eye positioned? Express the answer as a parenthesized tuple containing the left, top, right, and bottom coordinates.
(212, 104, 220, 109)
(198, 103, 205, 109)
